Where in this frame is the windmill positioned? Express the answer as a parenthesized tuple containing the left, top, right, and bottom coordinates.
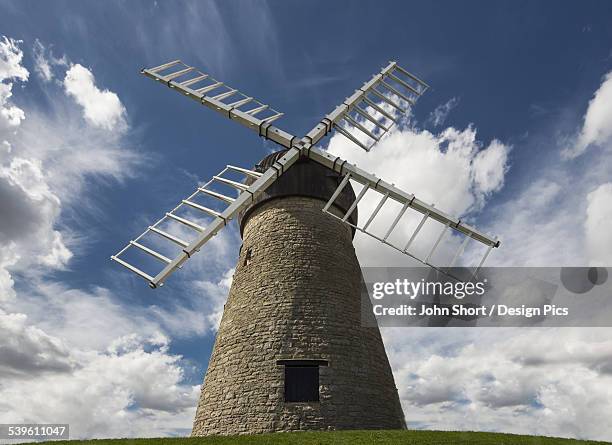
(111, 59, 499, 435)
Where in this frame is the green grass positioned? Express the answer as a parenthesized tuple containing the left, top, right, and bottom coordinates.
(44, 430, 610, 445)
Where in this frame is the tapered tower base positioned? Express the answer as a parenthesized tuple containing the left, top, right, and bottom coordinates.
(192, 192, 405, 435)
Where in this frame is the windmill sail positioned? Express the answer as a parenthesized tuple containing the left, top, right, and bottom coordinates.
(111, 149, 300, 287)
(308, 146, 499, 276)
(304, 61, 429, 152)
(141, 60, 284, 137)
(114, 58, 498, 286)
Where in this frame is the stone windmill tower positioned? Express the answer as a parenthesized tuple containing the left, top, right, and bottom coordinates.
(112, 59, 500, 435)
(191, 152, 405, 434)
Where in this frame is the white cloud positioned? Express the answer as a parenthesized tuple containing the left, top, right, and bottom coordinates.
(170, 267, 234, 334)
(326, 71, 612, 442)
(0, 82, 25, 127)
(327, 123, 510, 267)
(472, 139, 509, 196)
(0, 308, 74, 377)
(329, 124, 510, 218)
(325, 72, 612, 441)
(0, 38, 69, 301)
(64, 64, 126, 131)
(0, 107, 143, 292)
(434, 71, 612, 269)
(487, 178, 582, 266)
(427, 97, 459, 127)
(8, 284, 159, 351)
(1, 31, 610, 442)
(39, 230, 72, 267)
(0, 36, 28, 81)
(0, 36, 231, 437)
(0, 312, 198, 438)
(0, 256, 16, 301)
(0, 37, 141, 303)
(144, 223, 238, 337)
(13, 103, 139, 199)
(585, 183, 612, 266)
(0, 155, 70, 300)
(563, 70, 612, 159)
(0, 36, 29, 129)
(0, 106, 140, 296)
(484, 149, 612, 268)
(0, 38, 192, 435)
(383, 328, 612, 441)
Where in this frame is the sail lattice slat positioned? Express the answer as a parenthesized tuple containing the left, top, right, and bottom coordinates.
(305, 61, 429, 152)
(111, 150, 300, 287)
(141, 60, 284, 136)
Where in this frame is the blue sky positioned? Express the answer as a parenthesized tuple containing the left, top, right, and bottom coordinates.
(1, 0, 612, 440)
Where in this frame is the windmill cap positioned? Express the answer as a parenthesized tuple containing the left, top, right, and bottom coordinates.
(236, 149, 358, 238)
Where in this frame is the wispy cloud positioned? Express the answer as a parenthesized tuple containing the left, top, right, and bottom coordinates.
(585, 183, 612, 266)
(32, 39, 68, 83)
(562, 70, 612, 159)
(427, 96, 459, 128)
(130, 0, 282, 81)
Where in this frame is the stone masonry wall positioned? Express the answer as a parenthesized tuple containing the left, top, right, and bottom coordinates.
(192, 196, 406, 435)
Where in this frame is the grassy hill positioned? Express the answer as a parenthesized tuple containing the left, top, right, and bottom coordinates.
(45, 430, 609, 445)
